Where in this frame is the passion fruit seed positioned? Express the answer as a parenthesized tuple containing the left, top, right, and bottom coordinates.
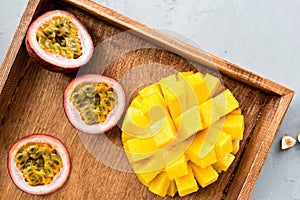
(37, 16, 82, 59)
(70, 82, 118, 125)
(14, 142, 63, 186)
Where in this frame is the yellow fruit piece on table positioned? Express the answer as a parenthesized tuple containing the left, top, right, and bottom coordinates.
(229, 108, 242, 115)
(186, 126, 222, 160)
(173, 105, 202, 141)
(137, 168, 162, 185)
(141, 92, 168, 123)
(139, 83, 162, 98)
(121, 132, 135, 144)
(177, 71, 194, 80)
(136, 174, 150, 187)
(214, 89, 239, 117)
(132, 154, 165, 173)
(148, 172, 170, 197)
(159, 73, 177, 85)
(213, 153, 235, 173)
(124, 137, 157, 162)
(167, 180, 177, 197)
(184, 72, 210, 105)
(150, 116, 177, 148)
(204, 73, 223, 97)
(232, 140, 240, 155)
(215, 131, 233, 159)
(160, 81, 187, 119)
(165, 154, 189, 180)
(121, 106, 151, 137)
(190, 163, 219, 188)
(187, 148, 217, 169)
(130, 95, 143, 109)
(222, 115, 244, 140)
(174, 166, 199, 197)
(199, 89, 239, 128)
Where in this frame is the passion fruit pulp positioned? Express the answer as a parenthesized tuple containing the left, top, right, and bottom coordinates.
(64, 74, 126, 134)
(8, 134, 70, 195)
(25, 10, 94, 72)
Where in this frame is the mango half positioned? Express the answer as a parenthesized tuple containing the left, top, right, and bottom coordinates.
(121, 71, 244, 197)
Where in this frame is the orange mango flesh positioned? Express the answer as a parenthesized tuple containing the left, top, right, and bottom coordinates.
(121, 71, 244, 197)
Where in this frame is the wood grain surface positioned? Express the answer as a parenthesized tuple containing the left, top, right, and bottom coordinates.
(0, 0, 294, 199)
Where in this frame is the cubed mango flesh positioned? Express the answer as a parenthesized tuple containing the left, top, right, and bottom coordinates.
(184, 72, 210, 105)
(167, 180, 177, 197)
(139, 83, 162, 98)
(187, 149, 217, 169)
(222, 115, 244, 140)
(137, 169, 162, 184)
(213, 153, 235, 173)
(165, 154, 189, 180)
(175, 166, 199, 197)
(124, 137, 157, 162)
(203, 73, 223, 97)
(190, 163, 219, 188)
(150, 116, 177, 148)
(173, 105, 202, 141)
(232, 140, 240, 155)
(215, 131, 233, 159)
(148, 172, 170, 197)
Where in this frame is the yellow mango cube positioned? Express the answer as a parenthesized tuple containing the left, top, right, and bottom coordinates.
(215, 131, 233, 159)
(121, 132, 135, 144)
(159, 74, 177, 85)
(130, 95, 143, 109)
(173, 105, 202, 141)
(174, 166, 199, 197)
(136, 174, 150, 187)
(139, 84, 162, 98)
(190, 163, 219, 188)
(185, 127, 222, 160)
(137, 168, 162, 184)
(124, 137, 157, 162)
(167, 180, 177, 197)
(151, 116, 177, 148)
(232, 140, 240, 155)
(165, 155, 189, 180)
(199, 99, 221, 128)
(141, 92, 168, 122)
(204, 73, 223, 97)
(214, 89, 239, 117)
(222, 115, 244, 140)
(161, 81, 187, 118)
(121, 106, 151, 137)
(148, 172, 170, 197)
(184, 72, 210, 105)
(229, 108, 242, 115)
(187, 149, 217, 169)
(132, 154, 165, 173)
(213, 153, 235, 173)
(177, 71, 194, 80)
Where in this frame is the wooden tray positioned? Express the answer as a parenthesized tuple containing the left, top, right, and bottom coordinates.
(0, 0, 294, 199)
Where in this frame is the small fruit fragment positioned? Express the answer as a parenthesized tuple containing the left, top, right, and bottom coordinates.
(165, 155, 189, 180)
(167, 180, 177, 197)
(64, 74, 125, 134)
(190, 163, 219, 188)
(213, 153, 235, 173)
(214, 131, 233, 159)
(174, 166, 199, 197)
(8, 134, 70, 195)
(25, 10, 93, 72)
(232, 140, 240, 155)
(281, 134, 296, 150)
(148, 172, 170, 197)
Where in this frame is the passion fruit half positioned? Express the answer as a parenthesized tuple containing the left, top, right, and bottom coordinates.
(25, 10, 94, 72)
(8, 134, 70, 195)
(64, 74, 126, 134)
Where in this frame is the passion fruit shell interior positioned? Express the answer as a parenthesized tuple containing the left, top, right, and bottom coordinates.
(14, 142, 63, 186)
(70, 82, 118, 125)
(64, 74, 126, 134)
(8, 134, 70, 195)
(37, 16, 82, 59)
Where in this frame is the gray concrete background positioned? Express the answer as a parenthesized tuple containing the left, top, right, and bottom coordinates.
(1, 0, 300, 199)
